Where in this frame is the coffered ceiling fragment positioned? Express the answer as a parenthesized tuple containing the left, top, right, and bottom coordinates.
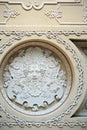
(0, 0, 86, 25)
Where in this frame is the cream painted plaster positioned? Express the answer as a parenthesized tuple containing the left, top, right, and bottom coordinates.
(0, 0, 87, 130)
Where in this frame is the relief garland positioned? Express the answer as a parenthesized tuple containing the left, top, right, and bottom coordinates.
(0, 30, 85, 127)
(0, 30, 87, 54)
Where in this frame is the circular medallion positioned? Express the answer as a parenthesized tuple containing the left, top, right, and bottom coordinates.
(1, 42, 72, 115)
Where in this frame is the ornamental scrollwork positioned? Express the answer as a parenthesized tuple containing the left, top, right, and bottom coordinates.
(0, 30, 87, 54)
(3, 8, 20, 20)
(3, 47, 67, 114)
(0, 30, 85, 127)
(0, 4, 20, 24)
(0, 104, 87, 128)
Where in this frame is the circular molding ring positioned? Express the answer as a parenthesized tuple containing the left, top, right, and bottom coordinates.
(0, 34, 86, 126)
(1, 40, 72, 116)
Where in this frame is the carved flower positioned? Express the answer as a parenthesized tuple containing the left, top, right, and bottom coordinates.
(45, 5, 62, 22)
(3, 9, 20, 19)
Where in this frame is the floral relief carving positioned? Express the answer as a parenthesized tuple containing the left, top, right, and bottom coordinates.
(45, 5, 62, 23)
(3, 8, 20, 20)
(44, 4, 87, 25)
(1, 30, 87, 54)
(0, 1, 84, 25)
(0, 31, 85, 127)
(3, 46, 67, 114)
(0, 4, 20, 24)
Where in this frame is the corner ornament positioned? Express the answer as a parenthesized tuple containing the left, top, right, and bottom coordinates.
(45, 5, 62, 23)
(3, 8, 20, 21)
(0, 4, 20, 25)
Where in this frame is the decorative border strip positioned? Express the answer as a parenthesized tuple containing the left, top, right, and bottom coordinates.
(0, 1, 84, 25)
(0, 30, 85, 127)
(0, 29, 87, 37)
(0, 0, 80, 10)
(0, 105, 87, 128)
(0, 30, 87, 54)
